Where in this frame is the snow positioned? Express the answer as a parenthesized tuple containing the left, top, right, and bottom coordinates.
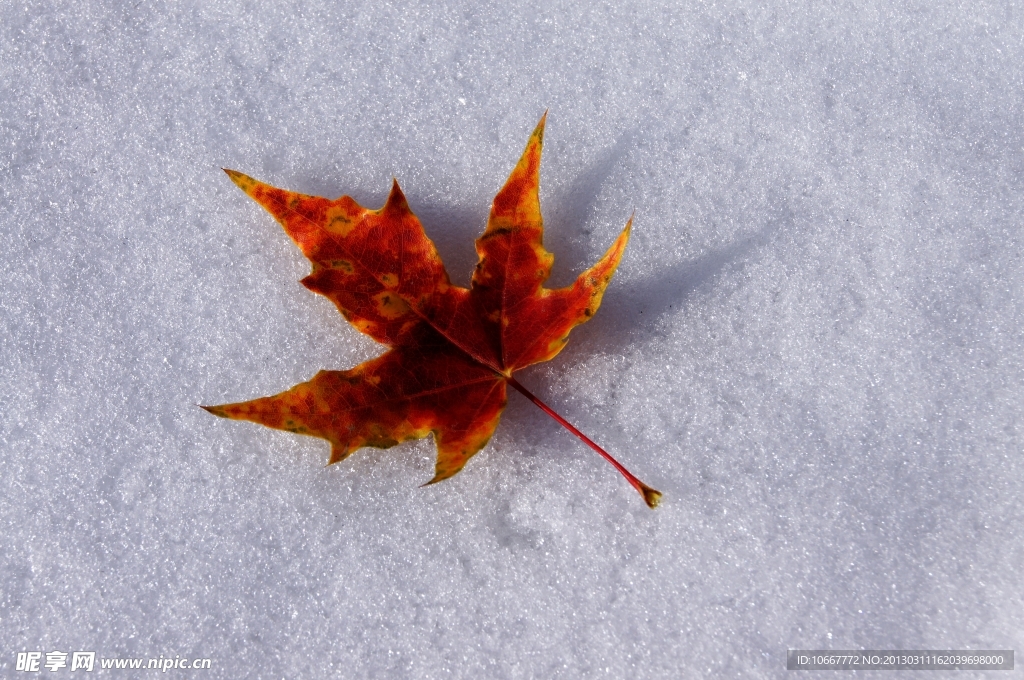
(2, 0, 1022, 677)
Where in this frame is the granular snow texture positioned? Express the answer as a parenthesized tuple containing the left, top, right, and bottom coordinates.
(2, 1, 1022, 677)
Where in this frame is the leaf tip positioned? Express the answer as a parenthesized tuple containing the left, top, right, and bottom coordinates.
(533, 110, 548, 144)
(328, 443, 350, 465)
(384, 177, 410, 213)
(421, 464, 463, 487)
(200, 404, 228, 418)
(222, 168, 255, 193)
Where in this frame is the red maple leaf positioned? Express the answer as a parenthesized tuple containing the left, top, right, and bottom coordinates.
(204, 114, 661, 508)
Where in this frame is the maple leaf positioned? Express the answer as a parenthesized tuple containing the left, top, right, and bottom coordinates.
(204, 114, 661, 508)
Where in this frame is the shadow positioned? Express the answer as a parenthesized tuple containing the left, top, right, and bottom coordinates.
(543, 128, 639, 283)
(412, 203, 488, 287)
(563, 196, 792, 353)
(504, 201, 791, 480)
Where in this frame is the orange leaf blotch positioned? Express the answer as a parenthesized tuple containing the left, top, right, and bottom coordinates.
(211, 114, 661, 507)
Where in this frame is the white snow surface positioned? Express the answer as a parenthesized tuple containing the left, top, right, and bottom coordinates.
(2, 1, 1023, 677)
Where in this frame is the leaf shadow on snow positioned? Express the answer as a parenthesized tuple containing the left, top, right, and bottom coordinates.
(490, 221, 790, 510)
(579, 217, 783, 353)
(502, 223, 783, 469)
(412, 204, 489, 287)
(545, 122, 792, 353)
(543, 128, 640, 285)
(507, 136, 791, 493)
